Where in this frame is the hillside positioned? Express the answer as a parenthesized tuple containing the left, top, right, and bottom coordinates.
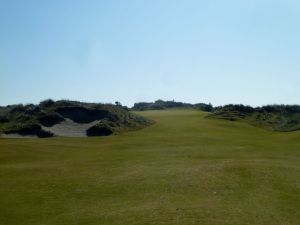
(209, 104, 300, 131)
(0, 100, 151, 137)
(132, 101, 300, 132)
(0, 109, 299, 225)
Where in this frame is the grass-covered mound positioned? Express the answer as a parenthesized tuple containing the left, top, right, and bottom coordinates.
(209, 104, 300, 131)
(0, 100, 152, 137)
(132, 99, 213, 111)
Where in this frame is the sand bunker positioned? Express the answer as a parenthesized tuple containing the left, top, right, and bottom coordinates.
(42, 119, 100, 137)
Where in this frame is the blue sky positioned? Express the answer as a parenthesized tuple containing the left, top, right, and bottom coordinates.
(1, 0, 300, 106)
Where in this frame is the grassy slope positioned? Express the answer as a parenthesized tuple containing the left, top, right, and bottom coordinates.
(0, 109, 299, 225)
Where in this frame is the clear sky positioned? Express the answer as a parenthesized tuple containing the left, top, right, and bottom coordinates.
(1, 0, 300, 107)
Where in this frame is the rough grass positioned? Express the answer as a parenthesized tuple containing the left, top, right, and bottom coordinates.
(0, 109, 299, 225)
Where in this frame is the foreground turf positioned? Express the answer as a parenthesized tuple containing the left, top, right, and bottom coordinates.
(0, 109, 299, 225)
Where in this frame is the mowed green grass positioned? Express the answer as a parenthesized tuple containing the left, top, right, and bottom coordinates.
(0, 109, 299, 225)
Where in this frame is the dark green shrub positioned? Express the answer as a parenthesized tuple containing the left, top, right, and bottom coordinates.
(86, 122, 113, 136)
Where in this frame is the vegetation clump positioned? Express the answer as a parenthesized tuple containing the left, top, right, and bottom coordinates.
(210, 104, 300, 131)
(132, 100, 213, 112)
(3, 123, 54, 138)
(86, 120, 114, 136)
